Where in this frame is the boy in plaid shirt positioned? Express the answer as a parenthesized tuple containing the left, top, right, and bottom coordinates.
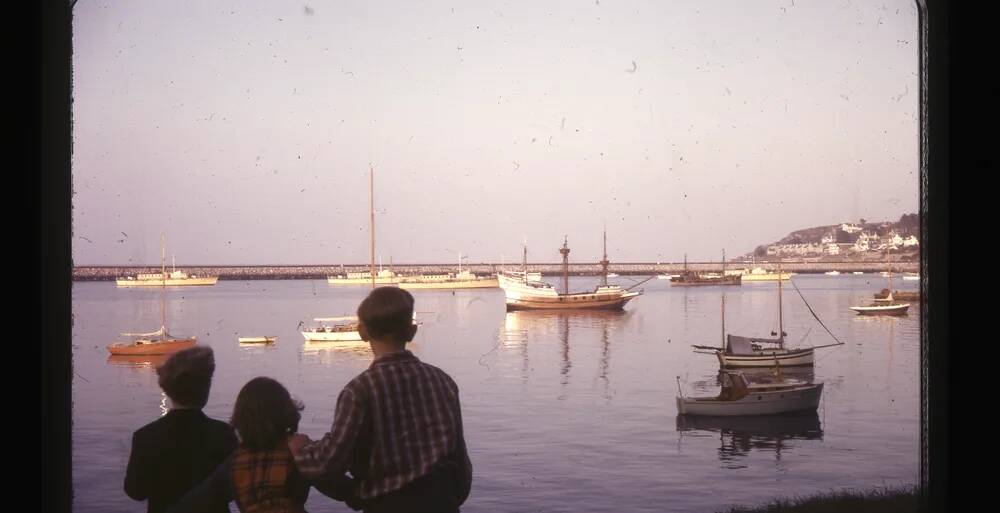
(289, 287, 473, 513)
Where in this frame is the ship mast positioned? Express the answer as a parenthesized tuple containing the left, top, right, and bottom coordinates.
(560, 236, 571, 295)
(370, 165, 375, 289)
(886, 245, 894, 301)
(600, 225, 610, 287)
(522, 239, 528, 284)
(160, 233, 166, 338)
(777, 259, 785, 349)
(721, 291, 726, 350)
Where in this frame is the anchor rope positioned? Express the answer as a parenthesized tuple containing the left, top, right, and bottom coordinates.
(789, 278, 846, 346)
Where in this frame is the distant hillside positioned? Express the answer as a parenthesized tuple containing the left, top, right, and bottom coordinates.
(743, 213, 919, 261)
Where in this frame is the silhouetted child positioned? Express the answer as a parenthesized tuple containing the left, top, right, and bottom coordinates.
(289, 287, 473, 513)
(125, 346, 237, 513)
(168, 377, 356, 513)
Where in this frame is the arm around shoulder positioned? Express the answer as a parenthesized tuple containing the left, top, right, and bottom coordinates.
(164, 455, 235, 513)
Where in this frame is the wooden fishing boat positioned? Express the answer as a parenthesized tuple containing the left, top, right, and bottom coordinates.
(850, 247, 910, 315)
(676, 371, 823, 416)
(671, 252, 742, 286)
(873, 289, 920, 302)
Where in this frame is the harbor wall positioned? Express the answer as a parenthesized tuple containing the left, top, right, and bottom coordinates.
(73, 262, 920, 281)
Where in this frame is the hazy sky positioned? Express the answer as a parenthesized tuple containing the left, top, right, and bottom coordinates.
(72, 0, 919, 265)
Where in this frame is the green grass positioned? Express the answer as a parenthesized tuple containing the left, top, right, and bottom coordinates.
(717, 486, 919, 513)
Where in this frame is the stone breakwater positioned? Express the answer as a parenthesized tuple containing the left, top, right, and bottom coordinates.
(73, 262, 919, 281)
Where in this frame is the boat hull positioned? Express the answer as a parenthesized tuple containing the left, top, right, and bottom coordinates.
(677, 383, 823, 416)
(301, 330, 363, 342)
(505, 294, 638, 311)
(718, 348, 815, 368)
(107, 337, 197, 355)
(671, 275, 742, 286)
(741, 273, 792, 282)
(850, 304, 910, 316)
(327, 277, 399, 285)
(398, 278, 499, 289)
(238, 337, 276, 344)
(116, 277, 218, 287)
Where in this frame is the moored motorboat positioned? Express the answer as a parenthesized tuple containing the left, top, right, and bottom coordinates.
(676, 371, 823, 416)
(850, 247, 910, 315)
(300, 317, 363, 342)
(238, 336, 277, 344)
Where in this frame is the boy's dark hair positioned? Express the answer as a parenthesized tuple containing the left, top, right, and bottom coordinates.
(156, 346, 215, 408)
(230, 377, 304, 451)
(357, 287, 415, 343)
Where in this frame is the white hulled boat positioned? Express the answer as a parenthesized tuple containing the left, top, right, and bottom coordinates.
(740, 267, 793, 282)
(691, 262, 842, 368)
(116, 253, 218, 287)
(396, 254, 499, 289)
(300, 317, 363, 342)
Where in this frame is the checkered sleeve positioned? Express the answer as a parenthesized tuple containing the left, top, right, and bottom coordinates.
(294, 385, 365, 479)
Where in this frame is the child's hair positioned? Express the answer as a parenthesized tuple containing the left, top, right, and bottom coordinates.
(230, 377, 304, 451)
(357, 287, 415, 343)
(156, 346, 215, 408)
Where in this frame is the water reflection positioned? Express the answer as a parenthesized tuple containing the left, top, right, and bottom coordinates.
(106, 354, 168, 369)
(298, 340, 373, 367)
(560, 315, 570, 386)
(676, 412, 823, 468)
(499, 310, 630, 391)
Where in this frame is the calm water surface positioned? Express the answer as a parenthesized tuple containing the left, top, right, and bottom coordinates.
(72, 275, 920, 512)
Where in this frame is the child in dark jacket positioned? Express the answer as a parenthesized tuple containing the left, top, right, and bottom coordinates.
(124, 346, 237, 513)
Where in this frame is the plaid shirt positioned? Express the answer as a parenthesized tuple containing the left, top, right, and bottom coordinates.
(232, 447, 307, 513)
(294, 350, 472, 501)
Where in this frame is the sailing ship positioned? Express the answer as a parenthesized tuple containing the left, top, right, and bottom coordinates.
(108, 235, 197, 355)
(671, 253, 742, 286)
(676, 370, 824, 416)
(116, 253, 218, 287)
(691, 263, 842, 368)
(850, 247, 910, 316)
(497, 234, 642, 311)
